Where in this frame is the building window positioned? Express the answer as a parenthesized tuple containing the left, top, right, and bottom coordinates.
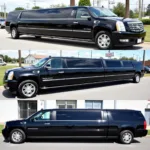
(56, 100, 77, 109)
(18, 101, 37, 119)
(85, 100, 103, 109)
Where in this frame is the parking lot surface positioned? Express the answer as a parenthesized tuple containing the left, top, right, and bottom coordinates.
(0, 136, 149, 150)
(0, 29, 149, 50)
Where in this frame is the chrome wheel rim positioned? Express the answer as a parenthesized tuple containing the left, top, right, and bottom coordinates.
(22, 83, 36, 97)
(12, 29, 16, 38)
(12, 131, 22, 143)
(136, 75, 140, 82)
(122, 132, 132, 143)
(98, 34, 111, 48)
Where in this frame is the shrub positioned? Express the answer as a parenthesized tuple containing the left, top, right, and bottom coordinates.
(141, 19, 150, 25)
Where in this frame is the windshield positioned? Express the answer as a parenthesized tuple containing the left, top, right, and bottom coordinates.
(33, 57, 49, 68)
(89, 7, 117, 17)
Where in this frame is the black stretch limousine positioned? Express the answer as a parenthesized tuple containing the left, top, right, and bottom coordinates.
(5, 6, 146, 49)
(4, 57, 144, 98)
(2, 109, 147, 144)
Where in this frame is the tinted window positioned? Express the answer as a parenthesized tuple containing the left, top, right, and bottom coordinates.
(76, 8, 90, 18)
(56, 110, 101, 120)
(51, 58, 62, 68)
(122, 61, 133, 67)
(21, 8, 73, 19)
(105, 60, 122, 67)
(111, 111, 144, 121)
(7, 11, 20, 20)
(66, 58, 102, 68)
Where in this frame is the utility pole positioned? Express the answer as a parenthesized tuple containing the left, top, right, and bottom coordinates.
(18, 50, 22, 67)
(139, 0, 142, 19)
(4, 3, 6, 19)
(142, 50, 145, 66)
(125, 0, 130, 18)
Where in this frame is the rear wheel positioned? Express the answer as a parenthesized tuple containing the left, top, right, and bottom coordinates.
(11, 27, 19, 39)
(133, 73, 140, 83)
(120, 130, 133, 144)
(10, 129, 26, 144)
(18, 80, 38, 98)
(95, 31, 113, 50)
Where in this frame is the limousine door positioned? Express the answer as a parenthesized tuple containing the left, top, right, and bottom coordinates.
(40, 58, 66, 88)
(26, 110, 53, 137)
(72, 8, 93, 39)
(50, 110, 108, 137)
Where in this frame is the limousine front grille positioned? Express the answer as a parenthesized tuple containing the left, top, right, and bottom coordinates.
(127, 22, 144, 33)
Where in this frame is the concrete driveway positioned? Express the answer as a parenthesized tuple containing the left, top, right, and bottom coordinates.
(0, 29, 149, 50)
(0, 136, 149, 150)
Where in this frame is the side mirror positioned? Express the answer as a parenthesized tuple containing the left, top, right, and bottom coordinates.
(44, 65, 51, 69)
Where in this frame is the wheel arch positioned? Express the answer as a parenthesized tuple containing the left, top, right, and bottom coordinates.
(120, 127, 135, 137)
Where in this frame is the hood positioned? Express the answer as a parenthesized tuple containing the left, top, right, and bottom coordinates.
(100, 16, 141, 23)
(6, 65, 36, 74)
(6, 119, 27, 125)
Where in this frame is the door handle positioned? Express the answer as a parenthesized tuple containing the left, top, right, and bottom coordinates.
(58, 71, 64, 74)
(73, 21, 79, 24)
(44, 123, 51, 125)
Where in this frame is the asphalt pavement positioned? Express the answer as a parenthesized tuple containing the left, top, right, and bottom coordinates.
(0, 77, 150, 100)
(0, 136, 149, 150)
(0, 29, 149, 50)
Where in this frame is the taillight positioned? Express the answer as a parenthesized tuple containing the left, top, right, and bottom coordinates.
(144, 121, 147, 129)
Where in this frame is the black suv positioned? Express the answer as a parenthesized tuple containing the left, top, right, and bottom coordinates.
(5, 7, 146, 49)
(2, 109, 147, 144)
(3, 56, 144, 98)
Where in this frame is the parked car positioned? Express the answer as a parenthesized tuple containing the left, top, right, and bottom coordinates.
(144, 66, 150, 73)
(3, 56, 144, 98)
(2, 109, 148, 144)
(0, 61, 7, 66)
(5, 7, 146, 49)
(0, 18, 5, 28)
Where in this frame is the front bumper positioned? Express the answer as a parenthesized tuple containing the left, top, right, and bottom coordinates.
(135, 129, 148, 137)
(112, 31, 146, 46)
(2, 128, 9, 140)
(4, 80, 18, 94)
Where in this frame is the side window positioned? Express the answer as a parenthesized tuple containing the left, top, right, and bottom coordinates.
(66, 59, 102, 68)
(46, 58, 62, 68)
(33, 111, 51, 121)
(76, 8, 90, 18)
(122, 61, 133, 67)
(56, 110, 101, 120)
(105, 60, 122, 68)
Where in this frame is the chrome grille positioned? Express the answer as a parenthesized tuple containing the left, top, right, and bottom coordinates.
(128, 22, 144, 33)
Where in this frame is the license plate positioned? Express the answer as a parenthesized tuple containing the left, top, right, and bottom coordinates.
(137, 38, 142, 43)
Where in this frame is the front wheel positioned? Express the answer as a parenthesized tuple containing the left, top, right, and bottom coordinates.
(133, 73, 140, 83)
(120, 130, 134, 144)
(95, 31, 113, 50)
(11, 27, 19, 39)
(10, 129, 26, 144)
(18, 80, 38, 98)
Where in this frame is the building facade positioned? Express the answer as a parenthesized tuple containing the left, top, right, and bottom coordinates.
(0, 100, 150, 126)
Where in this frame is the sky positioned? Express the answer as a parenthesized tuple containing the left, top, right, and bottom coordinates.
(0, 50, 149, 61)
(0, 0, 150, 12)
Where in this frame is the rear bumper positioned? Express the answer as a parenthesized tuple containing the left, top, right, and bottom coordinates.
(112, 31, 146, 46)
(135, 129, 148, 137)
(4, 80, 18, 94)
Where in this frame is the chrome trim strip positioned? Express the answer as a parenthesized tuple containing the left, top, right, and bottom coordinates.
(42, 73, 134, 82)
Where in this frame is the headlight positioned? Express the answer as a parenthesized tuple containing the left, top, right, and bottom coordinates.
(116, 21, 126, 32)
(7, 71, 14, 80)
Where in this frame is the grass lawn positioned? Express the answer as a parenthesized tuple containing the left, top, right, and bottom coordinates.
(0, 125, 4, 134)
(148, 130, 150, 135)
(144, 25, 150, 42)
(0, 65, 18, 86)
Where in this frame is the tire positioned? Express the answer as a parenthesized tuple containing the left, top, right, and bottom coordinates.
(10, 129, 26, 144)
(18, 80, 38, 98)
(120, 130, 134, 144)
(95, 31, 113, 50)
(35, 36, 41, 39)
(133, 73, 140, 83)
(0, 25, 2, 29)
(11, 27, 19, 39)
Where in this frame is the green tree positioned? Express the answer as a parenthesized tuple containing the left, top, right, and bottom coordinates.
(120, 56, 135, 60)
(32, 6, 41, 9)
(113, 2, 125, 17)
(15, 7, 25, 10)
(78, 0, 91, 6)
